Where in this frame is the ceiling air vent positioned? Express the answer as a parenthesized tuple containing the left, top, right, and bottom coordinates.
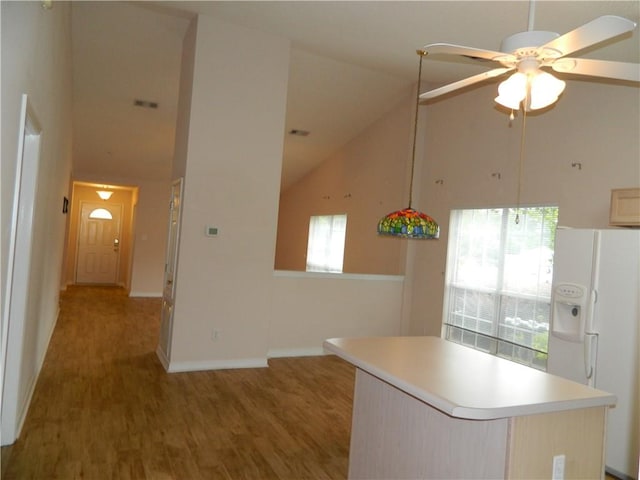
(133, 99, 159, 109)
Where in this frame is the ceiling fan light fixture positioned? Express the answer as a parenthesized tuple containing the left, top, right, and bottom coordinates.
(528, 72, 566, 110)
(495, 69, 566, 111)
(495, 72, 528, 109)
(495, 94, 521, 110)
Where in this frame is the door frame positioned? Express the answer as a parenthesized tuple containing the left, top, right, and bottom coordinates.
(1, 95, 42, 445)
(157, 177, 184, 369)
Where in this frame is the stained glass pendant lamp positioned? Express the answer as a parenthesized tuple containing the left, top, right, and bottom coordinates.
(377, 50, 439, 239)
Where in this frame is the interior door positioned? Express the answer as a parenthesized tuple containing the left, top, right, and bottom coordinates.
(76, 202, 122, 284)
(158, 178, 184, 367)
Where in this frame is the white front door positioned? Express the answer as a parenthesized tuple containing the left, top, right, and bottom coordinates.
(76, 202, 122, 284)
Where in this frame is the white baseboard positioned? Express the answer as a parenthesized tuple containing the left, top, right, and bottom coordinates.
(12, 306, 60, 444)
(129, 291, 162, 298)
(267, 347, 326, 358)
(167, 357, 268, 373)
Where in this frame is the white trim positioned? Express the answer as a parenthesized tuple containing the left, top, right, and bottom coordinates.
(268, 347, 326, 358)
(167, 357, 268, 373)
(273, 270, 404, 282)
(13, 306, 59, 440)
(129, 291, 162, 298)
(13, 369, 37, 444)
(155, 346, 170, 371)
(37, 307, 59, 373)
(1, 96, 43, 446)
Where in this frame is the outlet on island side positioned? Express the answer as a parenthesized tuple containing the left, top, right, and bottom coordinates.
(552, 454, 565, 480)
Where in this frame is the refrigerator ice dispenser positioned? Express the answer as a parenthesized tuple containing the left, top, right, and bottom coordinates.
(551, 283, 588, 342)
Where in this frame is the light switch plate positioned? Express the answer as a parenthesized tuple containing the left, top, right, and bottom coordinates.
(552, 454, 565, 480)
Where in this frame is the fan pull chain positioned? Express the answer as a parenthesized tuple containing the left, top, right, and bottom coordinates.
(515, 106, 528, 225)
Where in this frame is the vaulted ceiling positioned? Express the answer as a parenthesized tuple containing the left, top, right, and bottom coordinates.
(71, 1, 639, 190)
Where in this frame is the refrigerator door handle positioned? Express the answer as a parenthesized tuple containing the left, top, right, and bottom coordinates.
(583, 332, 598, 385)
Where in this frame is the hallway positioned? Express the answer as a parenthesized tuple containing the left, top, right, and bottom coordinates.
(1, 286, 354, 479)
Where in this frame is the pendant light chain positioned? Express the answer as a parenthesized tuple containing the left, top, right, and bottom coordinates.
(408, 50, 427, 209)
(376, 49, 439, 239)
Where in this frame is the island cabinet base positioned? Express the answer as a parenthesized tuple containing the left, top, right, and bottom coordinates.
(348, 369, 606, 480)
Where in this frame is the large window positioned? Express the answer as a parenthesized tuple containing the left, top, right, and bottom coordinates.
(306, 214, 347, 273)
(443, 207, 558, 370)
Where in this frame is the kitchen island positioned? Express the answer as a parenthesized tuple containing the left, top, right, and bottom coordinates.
(323, 336, 616, 479)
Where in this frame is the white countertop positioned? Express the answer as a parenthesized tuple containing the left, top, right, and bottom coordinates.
(323, 336, 616, 420)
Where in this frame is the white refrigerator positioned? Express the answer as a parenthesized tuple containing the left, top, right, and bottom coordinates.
(547, 227, 640, 479)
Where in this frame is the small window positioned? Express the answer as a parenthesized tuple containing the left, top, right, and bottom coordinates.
(89, 208, 113, 220)
(306, 214, 347, 273)
(442, 206, 558, 370)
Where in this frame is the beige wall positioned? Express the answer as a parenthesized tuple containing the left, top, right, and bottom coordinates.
(129, 180, 171, 296)
(408, 80, 640, 337)
(275, 91, 413, 275)
(171, 17, 197, 181)
(169, 15, 291, 369)
(1, 1, 73, 443)
(270, 272, 405, 357)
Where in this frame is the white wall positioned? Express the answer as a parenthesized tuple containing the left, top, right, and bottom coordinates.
(270, 271, 405, 357)
(408, 80, 640, 337)
(0, 1, 73, 444)
(168, 15, 291, 371)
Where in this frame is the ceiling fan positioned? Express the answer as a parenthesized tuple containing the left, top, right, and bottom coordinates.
(419, 8, 639, 111)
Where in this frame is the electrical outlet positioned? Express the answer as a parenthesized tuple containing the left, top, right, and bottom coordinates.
(552, 454, 565, 480)
(212, 329, 221, 341)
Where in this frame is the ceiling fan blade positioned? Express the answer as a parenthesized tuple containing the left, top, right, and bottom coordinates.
(419, 67, 513, 102)
(552, 58, 640, 82)
(424, 43, 513, 63)
(541, 15, 637, 58)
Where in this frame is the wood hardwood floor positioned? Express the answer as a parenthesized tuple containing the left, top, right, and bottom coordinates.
(1, 286, 355, 479)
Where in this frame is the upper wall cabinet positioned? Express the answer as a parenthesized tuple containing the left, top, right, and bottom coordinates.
(610, 188, 640, 227)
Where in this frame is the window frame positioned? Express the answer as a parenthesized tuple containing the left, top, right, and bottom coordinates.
(305, 214, 347, 273)
(442, 206, 558, 370)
